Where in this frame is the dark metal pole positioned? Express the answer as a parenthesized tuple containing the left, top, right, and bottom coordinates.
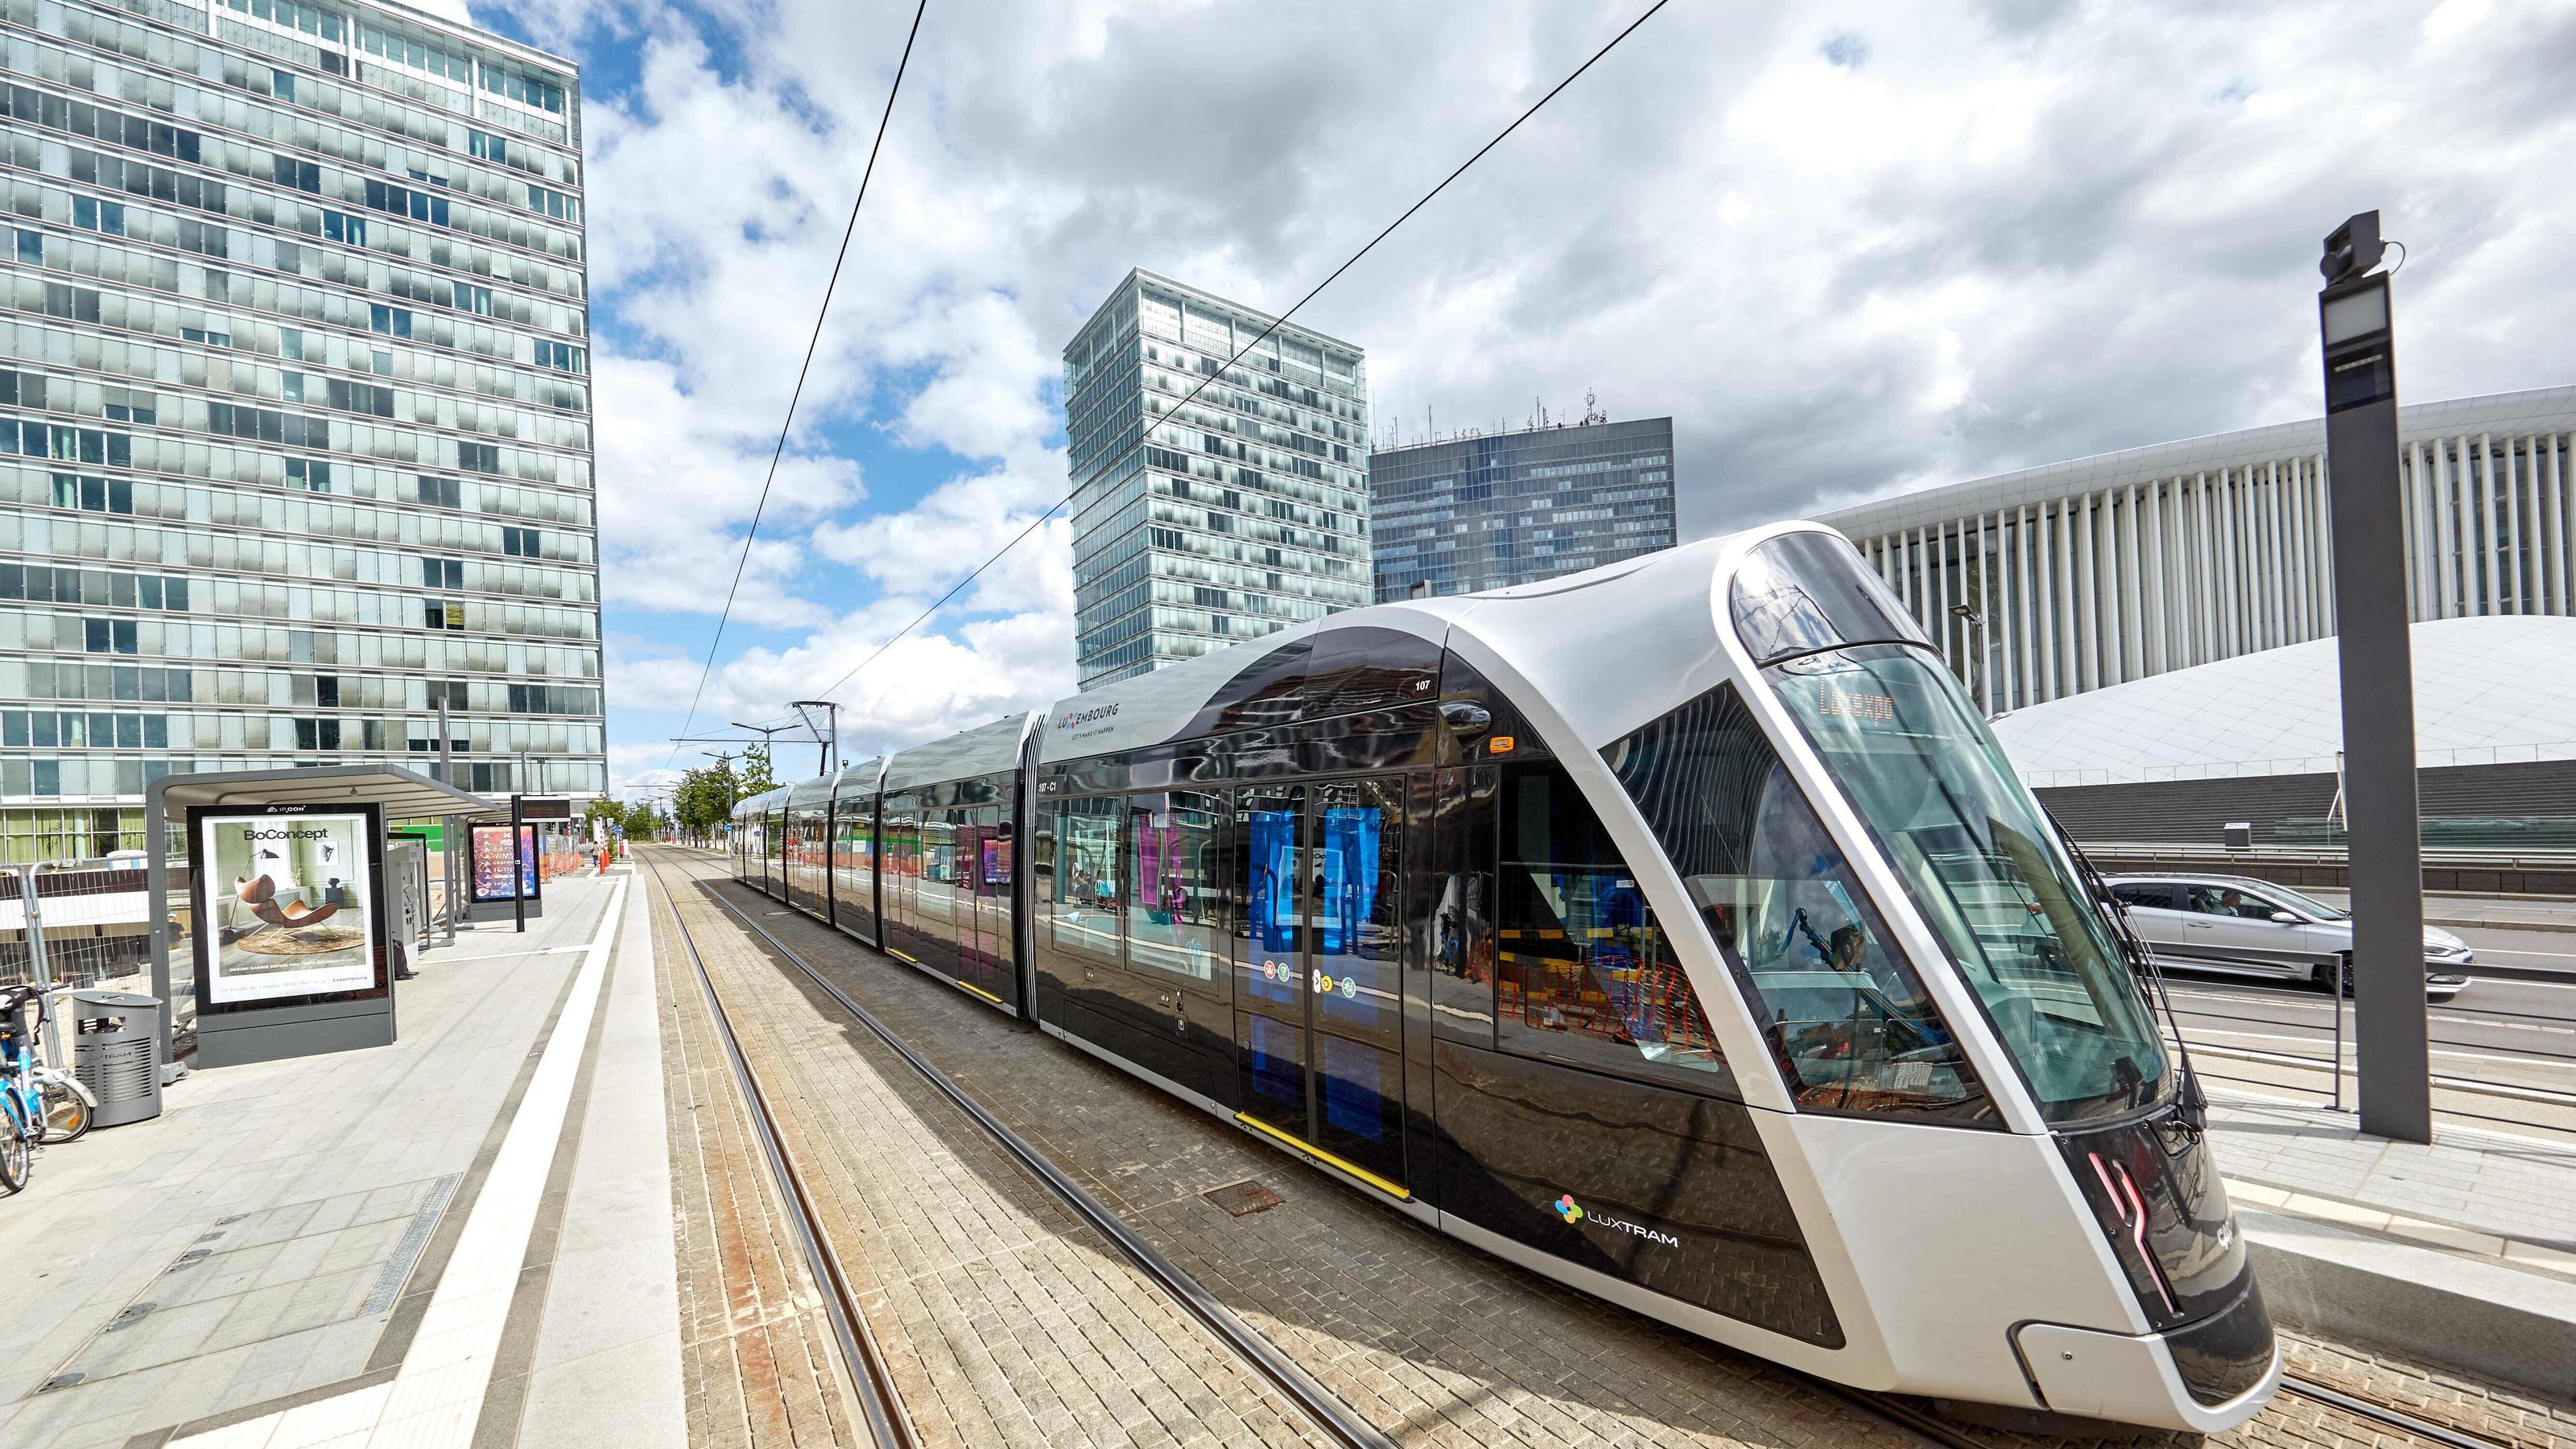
(436, 699, 457, 939)
(2318, 210, 2430, 1144)
(511, 793, 527, 935)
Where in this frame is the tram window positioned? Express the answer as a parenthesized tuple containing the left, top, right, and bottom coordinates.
(1126, 791, 1222, 980)
(1605, 682, 1996, 1124)
(1430, 768, 1498, 1045)
(1051, 797, 1124, 964)
(1492, 761, 1738, 1098)
(1765, 643, 2170, 1125)
(1729, 530, 1928, 666)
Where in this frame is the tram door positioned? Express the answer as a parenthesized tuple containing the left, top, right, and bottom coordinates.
(1233, 778, 1408, 1191)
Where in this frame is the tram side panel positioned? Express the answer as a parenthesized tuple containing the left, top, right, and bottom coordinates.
(831, 778, 881, 949)
(1028, 787, 1240, 1111)
(768, 802, 789, 902)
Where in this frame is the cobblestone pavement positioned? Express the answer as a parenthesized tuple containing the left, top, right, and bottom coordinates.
(654, 852, 2576, 1449)
(656, 864, 1329, 1448)
(2277, 1327, 2576, 1449)
(660, 891, 861, 1449)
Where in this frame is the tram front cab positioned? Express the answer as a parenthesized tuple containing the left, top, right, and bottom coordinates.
(1451, 523, 2277, 1434)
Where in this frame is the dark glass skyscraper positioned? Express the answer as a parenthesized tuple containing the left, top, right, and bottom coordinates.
(0, 0, 599, 859)
(1369, 417, 1676, 601)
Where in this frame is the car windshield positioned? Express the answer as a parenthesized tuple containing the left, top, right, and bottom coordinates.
(1761, 642, 2173, 1124)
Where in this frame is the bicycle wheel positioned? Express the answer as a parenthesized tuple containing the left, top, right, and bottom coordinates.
(0, 1117, 27, 1197)
(39, 1082, 89, 1144)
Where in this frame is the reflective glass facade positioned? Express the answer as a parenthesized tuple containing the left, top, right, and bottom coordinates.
(1370, 417, 1676, 601)
(0, 0, 598, 857)
(1064, 269, 1370, 691)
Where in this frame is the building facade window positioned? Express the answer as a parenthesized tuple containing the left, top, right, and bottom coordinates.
(0, 0, 605, 828)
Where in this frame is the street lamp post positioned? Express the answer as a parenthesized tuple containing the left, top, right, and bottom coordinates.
(730, 721, 795, 787)
(1949, 602, 1981, 712)
(2318, 209, 2430, 1145)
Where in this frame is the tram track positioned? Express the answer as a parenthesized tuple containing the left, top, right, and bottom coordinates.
(646, 849, 2553, 1449)
(640, 849, 1397, 1449)
(646, 852, 922, 1449)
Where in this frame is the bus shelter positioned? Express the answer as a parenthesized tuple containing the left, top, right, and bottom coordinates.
(144, 766, 493, 1071)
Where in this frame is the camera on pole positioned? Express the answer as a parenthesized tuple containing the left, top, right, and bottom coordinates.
(2317, 208, 2429, 1144)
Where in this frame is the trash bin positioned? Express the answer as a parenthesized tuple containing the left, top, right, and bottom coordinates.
(69, 990, 162, 1128)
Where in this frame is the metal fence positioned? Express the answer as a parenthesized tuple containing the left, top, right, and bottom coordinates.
(2161, 959, 2352, 1111)
(0, 857, 162, 1067)
(2161, 960, 2576, 1137)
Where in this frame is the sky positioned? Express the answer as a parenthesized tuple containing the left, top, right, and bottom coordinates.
(440, 0, 2576, 799)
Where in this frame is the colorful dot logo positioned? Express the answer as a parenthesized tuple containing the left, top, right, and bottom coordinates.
(1554, 1194, 1583, 1224)
(1340, 977, 1357, 1000)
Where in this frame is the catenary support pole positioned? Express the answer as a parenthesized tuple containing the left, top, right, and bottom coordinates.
(2318, 210, 2430, 1144)
(511, 793, 527, 934)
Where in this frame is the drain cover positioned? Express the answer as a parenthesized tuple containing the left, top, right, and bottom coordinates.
(1203, 1180, 1285, 1217)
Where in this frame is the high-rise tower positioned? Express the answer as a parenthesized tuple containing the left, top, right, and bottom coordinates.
(0, 0, 601, 858)
(1063, 270, 1370, 690)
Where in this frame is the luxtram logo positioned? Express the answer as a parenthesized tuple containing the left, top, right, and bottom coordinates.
(1059, 703, 1121, 733)
(1546, 1192, 1680, 1249)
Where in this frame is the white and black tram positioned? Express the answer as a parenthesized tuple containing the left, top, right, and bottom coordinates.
(731, 522, 2277, 1434)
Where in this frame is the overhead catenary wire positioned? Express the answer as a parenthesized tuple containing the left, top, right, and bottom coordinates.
(793, 0, 1673, 712)
(664, 0, 931, 771)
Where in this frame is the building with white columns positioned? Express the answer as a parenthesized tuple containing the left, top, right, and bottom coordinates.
(1810, 386, 2576, 719)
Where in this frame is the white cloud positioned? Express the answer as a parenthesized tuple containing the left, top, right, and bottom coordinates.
(562, 0, 2576, 778)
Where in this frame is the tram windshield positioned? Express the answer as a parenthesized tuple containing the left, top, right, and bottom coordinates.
(1765, 643, 2169, 1123)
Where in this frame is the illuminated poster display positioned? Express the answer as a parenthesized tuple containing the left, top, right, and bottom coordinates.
(189, 803, 386, 1010)
(469, 824, 539, 902)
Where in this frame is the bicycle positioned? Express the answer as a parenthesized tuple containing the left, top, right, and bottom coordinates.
(0, 984, 93, 1194)
(0, 984, 44, 1194)
(33, 988, 94, 1144)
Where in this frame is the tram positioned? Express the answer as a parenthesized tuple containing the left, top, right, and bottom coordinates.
(732, 522, 2277, 1433)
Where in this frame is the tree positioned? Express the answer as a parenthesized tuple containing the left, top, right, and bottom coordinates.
(581, 797, 620, 836)
(740, 741, 779, 795)
(620, 799, 665, 841)
(672, 761, 742, 840)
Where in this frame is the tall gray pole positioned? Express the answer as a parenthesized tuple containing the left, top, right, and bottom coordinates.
(2318, 210, 2431, 1144)
(437, 699, 458, 938)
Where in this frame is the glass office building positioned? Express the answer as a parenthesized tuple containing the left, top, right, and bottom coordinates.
(1369, 416, 1676, 601)
(0, 0, 599, 859)
(1064, 269, 1371, 691)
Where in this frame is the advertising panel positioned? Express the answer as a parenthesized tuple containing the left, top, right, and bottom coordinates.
(469, 824, 539, 902)
(189, 803, 387, 1011)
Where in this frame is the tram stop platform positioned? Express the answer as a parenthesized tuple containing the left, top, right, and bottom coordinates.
(0, 868, 678, 1449)
(2201, 1091, 2576, 1393)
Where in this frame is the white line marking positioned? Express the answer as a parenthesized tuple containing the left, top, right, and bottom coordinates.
(173, 877, 630, 1449)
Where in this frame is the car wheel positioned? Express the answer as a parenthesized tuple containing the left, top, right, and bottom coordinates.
(2312, 956, 2354, 996)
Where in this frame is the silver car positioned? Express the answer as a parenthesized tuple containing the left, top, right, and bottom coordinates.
(2103, 874, 2472, 1001)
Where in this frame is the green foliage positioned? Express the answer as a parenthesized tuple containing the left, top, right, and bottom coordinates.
(672, 760, 742, 838)
(620, 799, 665, 840)
(739, 741, 779, 795)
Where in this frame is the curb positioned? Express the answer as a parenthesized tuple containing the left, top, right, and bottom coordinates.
(2240, 1208, 2576, 1394)
(2427, 914, 2576, 936)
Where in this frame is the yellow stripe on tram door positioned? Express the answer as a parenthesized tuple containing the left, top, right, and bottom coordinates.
(954, 979, 1003, 1005)
(1232, 1113, 1411, 1201)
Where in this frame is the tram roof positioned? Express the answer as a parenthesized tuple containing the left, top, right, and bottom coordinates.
(882, 714, 1035, 793)
(1036, 522, 1835, 764)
